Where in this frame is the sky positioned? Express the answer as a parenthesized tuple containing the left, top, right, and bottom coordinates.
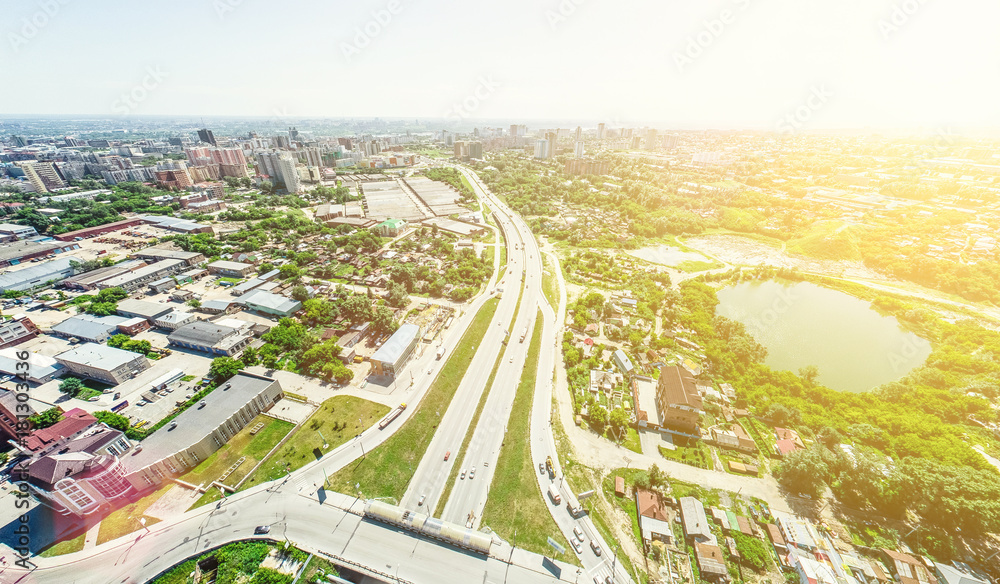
(3, 0, 1000, 130)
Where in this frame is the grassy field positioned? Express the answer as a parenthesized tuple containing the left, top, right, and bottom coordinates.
(183, 415, 295, 509)
(542, 254, 559, 310)
(97, 485, 171, 545)
(658, 440, 713, 469)
(38, 532, 85, 557)
(481, 312, 577, 563)
(327, 297, 501, 500)
(241, 396, 389, 492)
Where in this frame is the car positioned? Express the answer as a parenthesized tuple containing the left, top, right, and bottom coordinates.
(590, 540, 602, 556)
(572, 539, 583, 554)
(444, 451, 451, 461)
(469, 467, 476, 479)
(460, 470, 466, 479)
(573, 526, 585, 541)
(418, 495, 426, 506)
(539, 462, 545, 474)
(509, 356, 513, 363)
(605, 577, 614, 584)
(253, 525, 270, 535)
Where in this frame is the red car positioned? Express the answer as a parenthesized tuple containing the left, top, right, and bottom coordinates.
(444, 451, 451, 461)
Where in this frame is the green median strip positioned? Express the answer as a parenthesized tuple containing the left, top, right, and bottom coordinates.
(434, 262, 527, 516)
(481, 311, 578, 564)
(327, 297, 501, 501)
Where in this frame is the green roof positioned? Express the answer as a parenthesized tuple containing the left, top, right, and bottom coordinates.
(379, 219, 406, 228)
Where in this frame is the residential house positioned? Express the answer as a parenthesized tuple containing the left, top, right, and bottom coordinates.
(655, 365, 703, 436)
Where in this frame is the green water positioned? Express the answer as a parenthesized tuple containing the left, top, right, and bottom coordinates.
(716, 281, 931, 392)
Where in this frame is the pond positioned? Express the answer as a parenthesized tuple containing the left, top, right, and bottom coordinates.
(716, 281, 932, 392)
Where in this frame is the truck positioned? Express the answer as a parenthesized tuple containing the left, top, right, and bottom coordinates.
(436, 347, 445, 360)
(545, 456, 554, 477)
(378, 402, 407, 429)
(520, 326, 528, 343)
(547, 484, 562, 505)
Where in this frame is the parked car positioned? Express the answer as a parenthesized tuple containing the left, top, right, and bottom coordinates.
(590, 541, 602, 556)
(573, 526, 584, 541)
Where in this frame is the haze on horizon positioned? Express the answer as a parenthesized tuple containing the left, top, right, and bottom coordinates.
(3, 0, 999, 130)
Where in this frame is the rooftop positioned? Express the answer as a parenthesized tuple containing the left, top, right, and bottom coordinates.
(168, 321, 243, 347)
(658, 365, 703, 409)
(122, 372, 279, 473)
(117, 298, 174, 319)
(55, 343, 145, 371)
(371, 323, 420, 364)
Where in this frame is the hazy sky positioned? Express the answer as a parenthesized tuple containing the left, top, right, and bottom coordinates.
(3, 0, 1000, 129)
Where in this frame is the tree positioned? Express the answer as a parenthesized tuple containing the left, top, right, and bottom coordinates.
(291, 285, 311, 302)
(609, 407, 630, 437)
(279, 264, 303, 281)
(734, 533, 770, 571)
(816, 426, 842, 448)
(28, 407, 64, 429)
(341, 295, 373, 323)
(798, 365, 820, 385)
(210, 356, 243, 381)
(187, 298, 202, 308)
(94, 410, 130, 432)
(59, 377, 85, 397)
(590, 404, 609, 427)
(240, 346, 259, 366)
(371, 305, 399, 336)
(774, 446, 829, 497)
(386, 282, 409, 308)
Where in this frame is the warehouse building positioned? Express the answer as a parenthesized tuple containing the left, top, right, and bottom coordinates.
(0, 257, 82, 292)
(0, 349, 63, 385)
(61, 260, 149, 291)
(52, 218, 146, 242)
(96, 259, 186, 292)
(370, 323, 421, 378)
(168, 320, 254, 356)
(236, 289, 301, 318)
(50, 314, 130, 344)
(54, 343, 150, 385)
(207, 260, 254, 278)
(129, 248, 206, 266)
(0, 315, 40, 348)
(116, 298, 174, 323)
(122, 372, 284, 490)
(153, 310, 196, 330)
(0, 223, 39, 242)
(0, 241, 81, 268)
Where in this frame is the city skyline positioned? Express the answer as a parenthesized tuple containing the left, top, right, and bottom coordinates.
(4, 0, 1000, 129)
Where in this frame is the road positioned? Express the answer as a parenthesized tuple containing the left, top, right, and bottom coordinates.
(0, 482, 584, 584)
(399, 197, 526, 515)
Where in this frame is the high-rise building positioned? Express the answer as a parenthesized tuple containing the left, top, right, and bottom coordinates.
(277, 154, 302, 193)
(17, 162, 67, 193)
(454, 141, 467, 159)
(197, 128, 217, 146)
(645, 129, 658, 150)
(10, 135, 26, 147)
(288, 127, 301, 142)
(575, 126, 582, 141)
(546, 132, 557, 159)
(597, 123, 605, 140)
(468, 142, 483, 159)
(302, 147, 323, 168)
(574, 141, 585, 158)
(509, 124, 518, 137)
(534, 140, 548, 159)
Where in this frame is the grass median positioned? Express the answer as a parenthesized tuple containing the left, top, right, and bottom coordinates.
(327, 297, 500, 501)
(481, 311, 576, 563)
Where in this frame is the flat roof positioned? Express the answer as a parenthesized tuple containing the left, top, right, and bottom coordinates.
(99, 259, 185, 288)
(0, 241, 66, 262)
(55, 343, 145, 371)
(117, 298, 174, 319)
(371, 323, 420, 364)
(208, 260, 253, 271)
(122, 372, 278, 472)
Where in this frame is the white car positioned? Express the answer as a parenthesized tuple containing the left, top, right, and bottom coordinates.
(573, 526, 585, 542)
(418, 495, 426, 506)
(572, 539, 584, 554)
(460, 470, 466, 479)
(469, 467, 476, 479)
